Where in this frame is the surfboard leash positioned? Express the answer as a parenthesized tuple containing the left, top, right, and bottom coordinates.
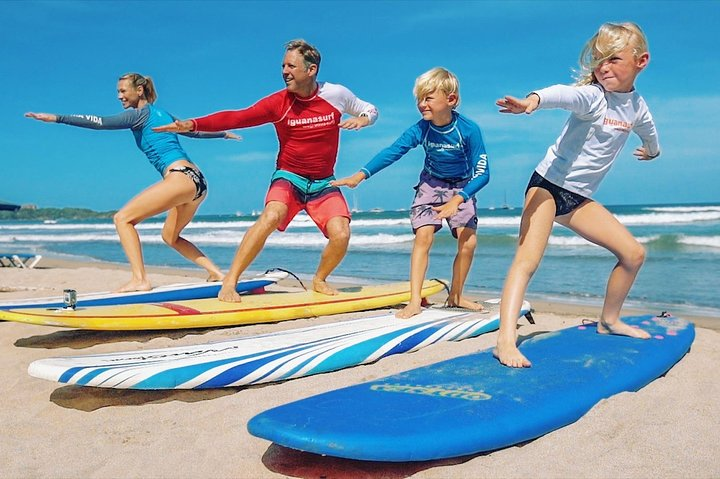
(265, 268, 307, 291)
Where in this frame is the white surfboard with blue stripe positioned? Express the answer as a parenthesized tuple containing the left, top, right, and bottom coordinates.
(27, 301, 531, 390)
(0, 270, 287, 310)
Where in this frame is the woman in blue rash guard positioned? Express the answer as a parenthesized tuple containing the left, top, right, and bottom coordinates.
(25, 73, 240, 292)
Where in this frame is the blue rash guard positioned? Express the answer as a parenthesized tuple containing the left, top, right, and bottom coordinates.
(360, 111, 489, 201)
(56, 104, 226, 176)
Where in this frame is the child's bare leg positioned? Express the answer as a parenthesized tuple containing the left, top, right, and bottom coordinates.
(446, 227, 483, 310)
(495, 189, 556, 367)
(559, 201, 650, 340)
(396, 226, 434, 319)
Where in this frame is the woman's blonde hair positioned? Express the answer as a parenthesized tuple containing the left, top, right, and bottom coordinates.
(575, 22, 649, 86)
(413, 67, 460, 108)
(119, 73, 157, 103)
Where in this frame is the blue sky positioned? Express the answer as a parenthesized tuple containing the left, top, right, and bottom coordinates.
(2, 0, 718, 214)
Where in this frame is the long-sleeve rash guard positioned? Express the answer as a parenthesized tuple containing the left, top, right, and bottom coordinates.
(57, 104, 225, 176)
(533, 83, 660, 197)
(190, 82, 378, 180)
(361, 111, 489, 201)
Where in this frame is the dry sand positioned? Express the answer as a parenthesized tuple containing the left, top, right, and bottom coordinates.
(1, 258, 718, 478)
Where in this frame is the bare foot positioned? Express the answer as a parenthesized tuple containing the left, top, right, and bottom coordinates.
(217, 284, 242, 303)
(493, 339, 532, 368)
(115, 279, 152, 293)
(597, 319, 651, 339)
(447, 296, 485, 312)
(206, 273, 224, 282)
(395, 303, 423, 319)
(312, 278, 339, 296)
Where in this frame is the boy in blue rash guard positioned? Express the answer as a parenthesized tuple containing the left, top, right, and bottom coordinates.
(333, 68, 490, 318)
(25, 73, 240, 293)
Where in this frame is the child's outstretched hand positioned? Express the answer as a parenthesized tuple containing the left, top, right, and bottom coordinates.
(432, 195, 464, 220)
(331, 171, 366, 189)
(496, 94, 539, 115)
(633, 146, 660, 161)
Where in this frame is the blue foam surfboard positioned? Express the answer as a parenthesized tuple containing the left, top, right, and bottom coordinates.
(248, 313, 694, 462)
(0, 270, 287, 310)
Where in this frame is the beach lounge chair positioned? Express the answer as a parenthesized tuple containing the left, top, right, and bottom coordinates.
(0, 254, 42, 269)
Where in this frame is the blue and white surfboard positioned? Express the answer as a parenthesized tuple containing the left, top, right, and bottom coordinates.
(27, 302, 531, 390)
(0, 270, 287, 310)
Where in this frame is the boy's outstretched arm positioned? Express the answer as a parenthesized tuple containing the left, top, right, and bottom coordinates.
(331, 171, 367, 188)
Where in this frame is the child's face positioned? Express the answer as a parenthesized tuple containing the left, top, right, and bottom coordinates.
(594, 46, 649, 93)
(417, 89, 457, 125)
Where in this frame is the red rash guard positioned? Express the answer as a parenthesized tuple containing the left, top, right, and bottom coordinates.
(191, 82, 378, 179)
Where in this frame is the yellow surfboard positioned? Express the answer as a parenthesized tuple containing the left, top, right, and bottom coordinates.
(0, 280, 446, 330)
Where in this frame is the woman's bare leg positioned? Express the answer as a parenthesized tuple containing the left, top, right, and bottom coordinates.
(113, 171, 197, 292)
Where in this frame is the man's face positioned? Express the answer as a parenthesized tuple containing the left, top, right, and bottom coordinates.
(282, 49, 316, 95)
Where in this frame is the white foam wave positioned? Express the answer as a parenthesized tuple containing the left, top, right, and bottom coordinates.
(0, 223, 117, 231)
(0, 232, 415, 247)
(617, 211, 720, 225)
(264, 233, 415, 247)
(547, 235, 660, 247)
(350, 218, 410, 227)
(0, 233, 118, 243)
(645, 205, 720, 213)
(678, 235, 720, 249)
(477, 216, 521, 227)
(0, 221, 256, 231)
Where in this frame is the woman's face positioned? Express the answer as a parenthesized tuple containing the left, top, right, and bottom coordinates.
(117, 78, 143, 109)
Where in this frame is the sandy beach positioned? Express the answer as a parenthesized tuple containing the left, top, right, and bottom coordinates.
(1, 258, 718, 479)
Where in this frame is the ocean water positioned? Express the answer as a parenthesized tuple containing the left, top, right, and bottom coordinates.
(1, 203, 719, 319)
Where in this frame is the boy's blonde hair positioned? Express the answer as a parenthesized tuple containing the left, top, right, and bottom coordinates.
(413, 67, 460, 108)
(575, 22, 649, 86)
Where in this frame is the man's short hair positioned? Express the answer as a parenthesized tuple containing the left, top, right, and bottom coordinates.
(285, 39, 321, 73)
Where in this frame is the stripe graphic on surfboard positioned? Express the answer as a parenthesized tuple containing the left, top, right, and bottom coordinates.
(28, 302, 531, 389)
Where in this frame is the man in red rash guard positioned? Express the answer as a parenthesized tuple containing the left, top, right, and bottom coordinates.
(154, 39, 378, 302)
